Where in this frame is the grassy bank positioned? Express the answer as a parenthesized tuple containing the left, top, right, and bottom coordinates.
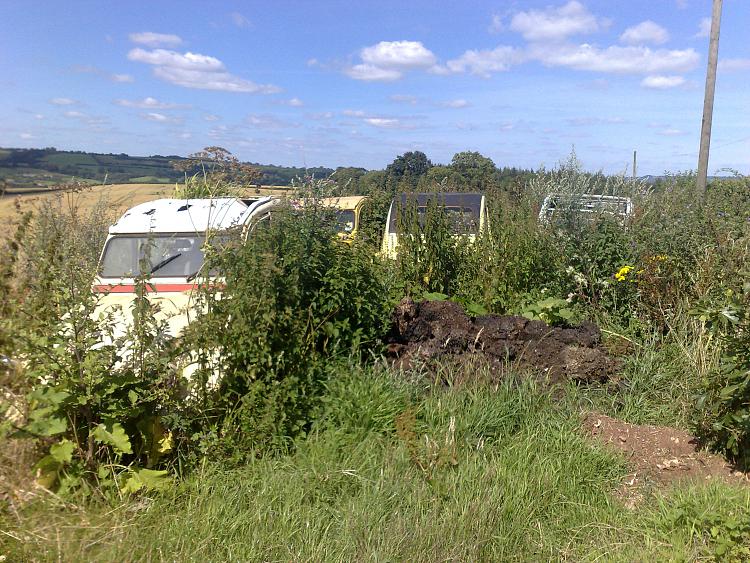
(3, 367, 750, 562)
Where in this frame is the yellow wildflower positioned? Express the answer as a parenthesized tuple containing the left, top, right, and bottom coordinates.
(615, 265, 633, 282)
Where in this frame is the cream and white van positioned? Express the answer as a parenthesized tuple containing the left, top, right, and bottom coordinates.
(93, 196, 279, 344)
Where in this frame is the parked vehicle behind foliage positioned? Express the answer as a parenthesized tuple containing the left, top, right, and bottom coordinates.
(381, 192, 489, 259)
(92, 196, 279, 347)
(538, 193, 633, 226)
(293, 195, 369, 244)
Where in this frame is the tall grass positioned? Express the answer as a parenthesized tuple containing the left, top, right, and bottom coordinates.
(4, 366, 749, 561)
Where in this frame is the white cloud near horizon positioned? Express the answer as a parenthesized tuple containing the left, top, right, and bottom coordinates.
(142, 112, 183, 124)
(620, 21, 669, 45)
(446, 46, 524, 76)
(129, 32, 183, 48)
(509, 1, 609, 42)
(127, 48, 281, 93)
(529, 43, 698, 74)
(115, 96, 185, 109)
(641, 75, 685, 89)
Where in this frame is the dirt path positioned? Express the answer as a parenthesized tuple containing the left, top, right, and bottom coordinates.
(583, 413, 748, 505)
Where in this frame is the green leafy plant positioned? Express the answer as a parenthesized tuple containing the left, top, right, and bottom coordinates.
(693, 283, 750, 468)
(520, 296, 575, 326)
(182, 191, 392, 461)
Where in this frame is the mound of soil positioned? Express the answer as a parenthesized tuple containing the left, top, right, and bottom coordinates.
(386, 298, 619, 383)
(583, 413, 748, 506)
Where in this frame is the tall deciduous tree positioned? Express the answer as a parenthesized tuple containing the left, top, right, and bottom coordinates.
(386, 151, 432, 189)
(450, 151, 498, 191)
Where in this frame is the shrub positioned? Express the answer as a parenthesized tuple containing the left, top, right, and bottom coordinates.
(693, 283, 750, 468)
(183, 196, 392, 461)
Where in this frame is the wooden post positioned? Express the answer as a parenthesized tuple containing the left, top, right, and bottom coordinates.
(697, 0, 723, 197)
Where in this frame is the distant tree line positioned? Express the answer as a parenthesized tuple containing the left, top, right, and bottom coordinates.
(0, 146, 531, 190)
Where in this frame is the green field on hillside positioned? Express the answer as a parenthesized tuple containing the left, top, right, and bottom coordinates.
(0, 147, 334, 188)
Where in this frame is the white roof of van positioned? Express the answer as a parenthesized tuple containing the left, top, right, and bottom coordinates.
(109, 197, 276, 234)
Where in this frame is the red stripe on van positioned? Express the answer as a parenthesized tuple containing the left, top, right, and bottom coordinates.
(92, 283, 199, 293)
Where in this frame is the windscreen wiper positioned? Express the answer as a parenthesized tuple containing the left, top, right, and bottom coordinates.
(149, 253, 182, 275)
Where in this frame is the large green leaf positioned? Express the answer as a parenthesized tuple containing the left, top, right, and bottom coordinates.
(50, 439, 75, 463)
(93, 423, 133, 455)
(122, 468, 172, 494)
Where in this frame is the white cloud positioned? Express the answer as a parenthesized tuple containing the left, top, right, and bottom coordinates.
(20, 132, 34, 140)
(364, 117, 401, 128)
(641, 75, 685, 89)
(204, 114, 220, 121)
(488, 14, 504, 34)
(509, 1, 608, 42)
(142, 112, 182, 124)
(115, 96, 184, 109)
(719, 58, 750, 72)
(361, 40, 436, 69)
(283, 97, 304, 107)
(127, 48, 281, 93)
(34, 114, 44, 119)
(446, 46, 524, 76)
(230, 12, 251, 28)
(620, 21, 669, 46)
(129, 32, 183, 48)
(343, 109, 366, 117)
(346, 40, 437, 81)
(566, 116, 626, 126)
(440, 99, 470, 108)
(50, 97, 77, 106)
(308, 111, 334, 120)
(346, 64, 403, 81)
(659, 128, 685, 136)
(695, 17, 711, 39)
(111, 73, 134, 83)
(530, 43, 698, 74)
(64, 110, 87, 118)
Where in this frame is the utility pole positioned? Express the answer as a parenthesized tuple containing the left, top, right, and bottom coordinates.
(633, 150, 637, 179)
(697, 0, 723, 197)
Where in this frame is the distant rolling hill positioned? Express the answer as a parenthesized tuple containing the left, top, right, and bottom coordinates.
(0, 147, 334, 191)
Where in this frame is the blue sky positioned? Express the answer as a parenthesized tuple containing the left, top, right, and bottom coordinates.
(1, 0, 748, 174)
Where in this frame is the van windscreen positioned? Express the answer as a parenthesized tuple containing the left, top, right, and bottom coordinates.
(99, 234, 208, 278)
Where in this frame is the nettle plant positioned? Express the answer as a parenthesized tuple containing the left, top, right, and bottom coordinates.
(21, 272, 178, 496)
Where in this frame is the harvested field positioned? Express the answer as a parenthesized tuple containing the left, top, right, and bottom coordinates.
(386, 298, 619, 383)
(0, 183, 293, 225)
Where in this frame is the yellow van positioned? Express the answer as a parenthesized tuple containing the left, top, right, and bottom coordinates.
(381, 192, 489, 259)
